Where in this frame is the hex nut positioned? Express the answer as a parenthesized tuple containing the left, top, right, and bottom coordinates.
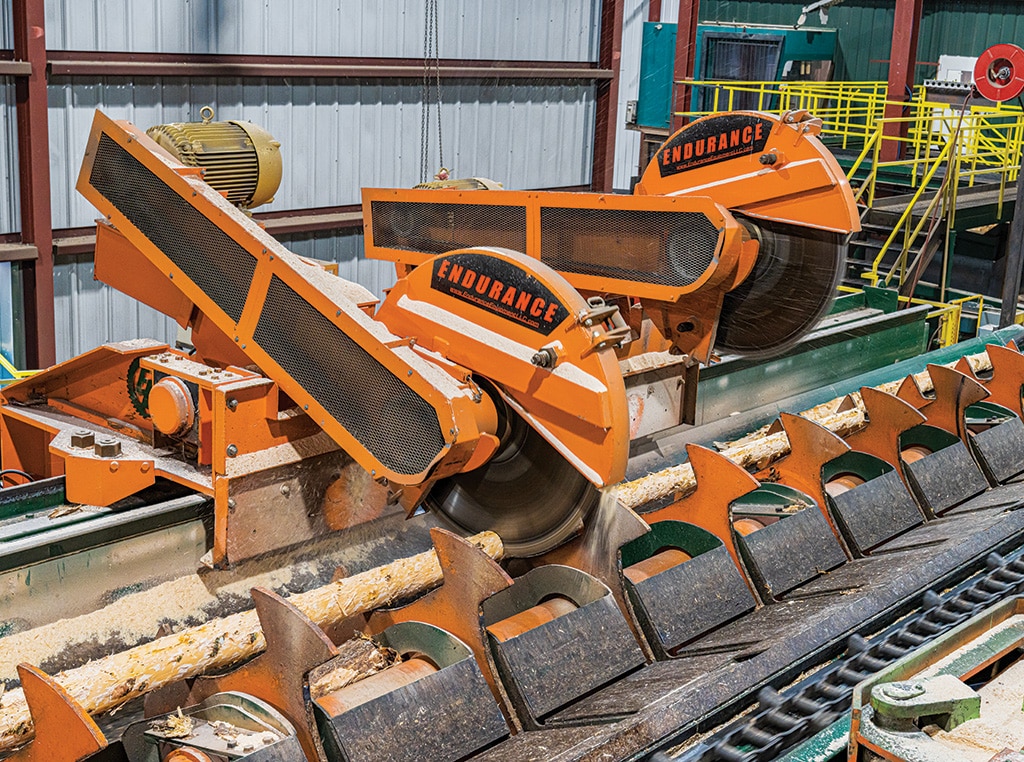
(94, 438, 122, 458)
(70, 430, 95, 449)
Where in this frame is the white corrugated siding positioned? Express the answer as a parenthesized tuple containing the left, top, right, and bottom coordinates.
(44, 0, 600, 61)
(0, 0, 10, 48)
(614, 0, 648, 190)
(48, 79, 596, 229)
(11, 0, 629, 360)
(0, 79, 18, 234)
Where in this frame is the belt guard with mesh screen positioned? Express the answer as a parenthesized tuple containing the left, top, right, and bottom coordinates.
(76, 110, 629, 557)
(76, 110, 490, 489)
(364, 110, 860, 364)
(363, 188, 756, 363)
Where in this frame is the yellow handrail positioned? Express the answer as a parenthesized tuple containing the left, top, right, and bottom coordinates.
(676, 81, 1024, 294)
(0, 352, 34, 382)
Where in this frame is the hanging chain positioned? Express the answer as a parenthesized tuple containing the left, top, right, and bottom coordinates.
(420, 0, 446, 183)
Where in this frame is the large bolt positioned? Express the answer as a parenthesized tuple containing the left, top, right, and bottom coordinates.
(759, 153, 778, 165)
(226, 444, 239, 457)
(531, 347, 557, 368)
(94, 438, 122, 458)
(70, 430, 95, 449)
(881, 682, 926, 701)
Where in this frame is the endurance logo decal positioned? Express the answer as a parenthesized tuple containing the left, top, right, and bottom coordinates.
(657, 114, 772, 176)
(431, 252, 569, 335)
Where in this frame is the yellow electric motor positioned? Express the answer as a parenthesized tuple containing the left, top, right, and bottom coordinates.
(146, 106, 282, 209)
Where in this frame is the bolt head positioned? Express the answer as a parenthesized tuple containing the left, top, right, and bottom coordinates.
(881, 681, 926, 701)
(93, 437, 122, 458)
(71, 430, 95, 449)
(226, 444, 239, 457)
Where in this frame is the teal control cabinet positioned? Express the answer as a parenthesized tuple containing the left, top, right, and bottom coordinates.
(636, 22, 837, 129)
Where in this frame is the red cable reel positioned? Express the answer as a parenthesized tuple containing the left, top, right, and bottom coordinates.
(974, 43, 1024, 102)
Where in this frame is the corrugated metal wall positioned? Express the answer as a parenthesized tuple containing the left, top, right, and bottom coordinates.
(48, 80, 596, 229)
(44, 0, 600, 61)
(694, 1, 1022, 84)
(613, 0, 648, 191)
(32, 0, 604, 361)
(0, 80, 17, 235)
(696, 0, 895, 82)
(1, 1, 17, 371)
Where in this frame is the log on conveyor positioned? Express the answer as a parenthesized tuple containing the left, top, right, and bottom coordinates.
(0, 531, 503, 751)
(611, 349, 996, 510)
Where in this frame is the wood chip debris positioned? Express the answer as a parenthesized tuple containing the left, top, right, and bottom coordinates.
(209, 720, 280, 750)
(148, 707, 193, 739)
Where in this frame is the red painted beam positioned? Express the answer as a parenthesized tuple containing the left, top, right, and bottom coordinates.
(593, 0, 624, 192)
(648, 0, 663, 22)
(881, 0, 924, 162)
(671, 0, 700, 132)
(13, 0, 55, 367)
(46, 51, 612, 81)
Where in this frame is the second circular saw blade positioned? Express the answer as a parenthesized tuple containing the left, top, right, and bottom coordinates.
(424, 401, 597, 557)
(714, 219, 845, 359)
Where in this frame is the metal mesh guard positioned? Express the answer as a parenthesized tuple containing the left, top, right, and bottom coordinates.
(539, 207, 721, 287)
(89, 133, 256, 323)
(254, 275, 445, 476)
(371, 200, 527, 255)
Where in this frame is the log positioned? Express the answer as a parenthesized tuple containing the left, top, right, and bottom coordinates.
(0, 531, 503, 751)
(611, 349, 995, 510)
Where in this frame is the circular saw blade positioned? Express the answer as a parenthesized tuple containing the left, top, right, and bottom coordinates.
(424, 404, 597, 557)
(714, 219, 845, 358)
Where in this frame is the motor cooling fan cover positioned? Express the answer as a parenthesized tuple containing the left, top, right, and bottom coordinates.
(714, 219, 845, 358)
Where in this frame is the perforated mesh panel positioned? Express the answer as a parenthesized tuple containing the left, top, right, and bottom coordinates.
(371, 201, 527, 255)
(539, 208, 721, 287)
(89, 133, 256, 323)
(254, 276, 444, 476)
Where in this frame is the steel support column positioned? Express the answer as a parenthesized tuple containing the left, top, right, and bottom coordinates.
(593, 0, 624, 192)
(880, 0, 923, 162)
(13, 0, 54, 367)
(999, 172, 1024, 326)
(671, 0, 700, 132)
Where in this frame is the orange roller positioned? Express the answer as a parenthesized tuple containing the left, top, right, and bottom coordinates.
(824, 474, 866, 498)
(314, 656, 438, 715)
(486, 596, 578, 643)
(148, 376, 195, 436)
(901, 446, 932, 465)
(733, 517, 766, 536)
(623, 548, 692, 585)
(165, 750, 214, 762)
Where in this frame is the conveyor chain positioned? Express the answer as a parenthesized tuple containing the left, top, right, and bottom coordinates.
(683, 549, 1024, 762)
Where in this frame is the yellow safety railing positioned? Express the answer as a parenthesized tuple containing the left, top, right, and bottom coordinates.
(677, 81, 1024, 296)
(837, 286, 985, 348)
(924, 294, 986, 348)
(0, 353, 34, 384)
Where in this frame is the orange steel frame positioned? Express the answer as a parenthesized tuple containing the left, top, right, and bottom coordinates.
(2, 110, 633, 563)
